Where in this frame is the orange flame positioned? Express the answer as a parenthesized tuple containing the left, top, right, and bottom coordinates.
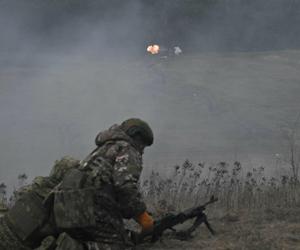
(147, 44, 160, 54)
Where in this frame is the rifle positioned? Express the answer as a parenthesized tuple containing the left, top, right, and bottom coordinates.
(131, 195, 218, 244)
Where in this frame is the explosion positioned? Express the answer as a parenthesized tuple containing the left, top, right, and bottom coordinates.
(147, 44, 160, 55)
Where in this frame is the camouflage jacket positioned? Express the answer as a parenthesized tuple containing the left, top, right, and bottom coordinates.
(53, 125, 146, 245)
(0, 156, 80, 250)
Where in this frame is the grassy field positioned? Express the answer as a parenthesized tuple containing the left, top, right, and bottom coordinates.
(139, 160, 300, 250)
(140, 208, 300, 250)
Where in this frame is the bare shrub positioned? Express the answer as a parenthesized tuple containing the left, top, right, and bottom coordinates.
(141, 160, 300, 215)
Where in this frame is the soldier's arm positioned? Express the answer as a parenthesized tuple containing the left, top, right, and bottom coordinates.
(112, 143, 147, 219)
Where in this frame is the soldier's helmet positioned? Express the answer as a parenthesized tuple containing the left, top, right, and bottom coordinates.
(120, 118, 154, 146)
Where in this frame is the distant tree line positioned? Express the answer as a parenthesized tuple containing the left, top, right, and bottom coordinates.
(0, 0, 300, 51)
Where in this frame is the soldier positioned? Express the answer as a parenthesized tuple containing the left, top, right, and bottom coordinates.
(0, 156, 80, 250)
(52, 118, 154, 249)
(0, 118, 154, 250)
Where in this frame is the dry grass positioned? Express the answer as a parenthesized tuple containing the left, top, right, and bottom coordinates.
(137, 208, 300, 250)
(141, 160, 300, 215)
(139, 160, 300, 249)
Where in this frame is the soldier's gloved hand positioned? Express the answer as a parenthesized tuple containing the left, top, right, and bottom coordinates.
(135, 211, 154, 233)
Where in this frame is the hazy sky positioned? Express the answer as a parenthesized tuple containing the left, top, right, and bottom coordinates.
(0, 1, 300, 190)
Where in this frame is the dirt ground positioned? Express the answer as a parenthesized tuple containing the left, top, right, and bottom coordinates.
(136, 208, 300, 250)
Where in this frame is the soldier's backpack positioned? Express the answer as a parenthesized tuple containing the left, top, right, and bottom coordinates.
(4, 156, 80, 248)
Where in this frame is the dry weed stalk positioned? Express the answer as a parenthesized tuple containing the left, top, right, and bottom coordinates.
(141, 160, 300, 214)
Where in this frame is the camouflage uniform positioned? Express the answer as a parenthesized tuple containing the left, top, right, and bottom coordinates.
(0, 119, 153, 250)
(18, 156, 80, 200)
(53, 124, 148, 249)
(0, 156, 80, 250)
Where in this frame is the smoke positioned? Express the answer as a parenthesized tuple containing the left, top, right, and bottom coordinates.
(185, 0, 300, 52)
(0, 1, 300, 191)
(0, 0, 157, 189)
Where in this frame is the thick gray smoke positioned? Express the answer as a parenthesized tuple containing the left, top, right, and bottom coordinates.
(0, 1, 300, 191)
